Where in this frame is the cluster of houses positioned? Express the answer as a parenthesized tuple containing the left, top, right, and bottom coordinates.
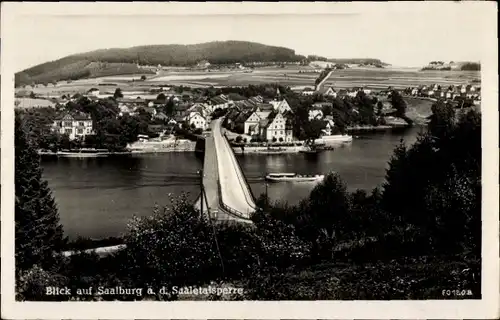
(299, 86, 372, 98)
(47, 84, 352, 143)
(48, 87, 243, 141)
(225, 94, 295, 142)
(407, 83, 481, 103)
(224, 95, 340, 142)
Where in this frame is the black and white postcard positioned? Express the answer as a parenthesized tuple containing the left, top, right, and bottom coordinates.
(1, 2, 498, 319)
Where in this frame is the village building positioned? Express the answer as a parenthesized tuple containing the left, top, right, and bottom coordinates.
(143, 106, 157, 117)
(210, 94, 231, 109)
(315, 86, 337, 97)
(308, 106, 324, 120)
(347, 90, 358, 98)
(154, 111, 169, 121)
(322, 117, 336, 136)
(185, 111, 208, 130)
(301, 88, 315, 96)
(52, 112, 93, 140)
(118, 104, 137, 117)
(188, 103, 212, 117)
(243, 111, 261, 135)
(269, 99, 293, 113)
(260, 111, 293, 142)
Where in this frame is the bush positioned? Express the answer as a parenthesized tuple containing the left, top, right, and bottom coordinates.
(235, 135, 243, 143)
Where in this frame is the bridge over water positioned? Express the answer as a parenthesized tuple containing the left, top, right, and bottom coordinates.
(194, 118, 257, 223)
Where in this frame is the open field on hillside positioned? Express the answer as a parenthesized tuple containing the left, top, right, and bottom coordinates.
(142, 67, 479, 89)
(322, 69, 480, 89)
(16, 66, 480, 98)
(15, 98, 57, 109)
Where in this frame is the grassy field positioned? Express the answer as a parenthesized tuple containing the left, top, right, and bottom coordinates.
(144, 67, 479, 89)
(15, 98, 57, 109)
(16, 66, 480, 98)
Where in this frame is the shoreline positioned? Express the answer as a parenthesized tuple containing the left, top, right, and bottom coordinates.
(39, 126, 415, 158)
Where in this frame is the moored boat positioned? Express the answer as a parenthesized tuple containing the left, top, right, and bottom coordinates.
(299, 149, 321, 154)
(265, 173, 325, 182)
(56, 151, 108, 158)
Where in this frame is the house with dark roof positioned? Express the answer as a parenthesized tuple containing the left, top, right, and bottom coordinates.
(143, 107, 157, 117)
(188, 103, 211, 117)
(174, 103, 191, 118)
(309, 105, 324, 120)
(248, 95, 264, 105)
(301, 87, 315, 96)
(240, 107, 294, 142)
(235, 100, 256, 110)
(210, 94, 231, 109)
(154, 111, 168, 121)
(243, 110, 261, 135)
(270, 99, 293, 113)
(185, 111, 208, 130)
(337, 89, 348, 98)
(255, 103, 274, 112)
(52, 112, 93, 140)
(261, 110, 293, 142)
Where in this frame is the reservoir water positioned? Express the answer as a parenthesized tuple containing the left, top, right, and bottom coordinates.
(41, 126, 424, 240)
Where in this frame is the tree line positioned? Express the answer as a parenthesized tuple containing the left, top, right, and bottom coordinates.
(15, 99, 481, 300)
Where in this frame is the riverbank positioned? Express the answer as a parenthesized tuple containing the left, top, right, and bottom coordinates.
(233, 145, 305, 154)
(39, 150, 131, 157)
(346, 124, 412, 134)
(127, 139, 196, 153)
(232, 135, 353, 154)
(39, 140, 198, 157)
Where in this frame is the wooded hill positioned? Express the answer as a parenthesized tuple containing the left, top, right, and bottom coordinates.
(15, 41, 306, 87)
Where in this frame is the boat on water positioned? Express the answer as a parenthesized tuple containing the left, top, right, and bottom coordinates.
(257, 148, 287, 155)
(299, 149, 321, 154)
(56, 151, 109, 158)
(265, 173, 325, 182)
(39, 148, 115, 158)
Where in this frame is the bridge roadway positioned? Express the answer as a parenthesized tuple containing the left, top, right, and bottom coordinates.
(194, 118, 256, 223)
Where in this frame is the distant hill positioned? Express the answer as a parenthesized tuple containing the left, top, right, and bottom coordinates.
(15, 41, 306, 87)
(15, 60, 155, 87)
(421, 61, 481, 71)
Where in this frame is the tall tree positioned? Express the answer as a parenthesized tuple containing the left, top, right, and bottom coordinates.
(156, 93, 167, 102)
(15, 115, 65, 272)
(164, 97, 176, 116)
(388, 90, 413, 125)
(114, 88, 124, 99)
(428, 100, 455, 140)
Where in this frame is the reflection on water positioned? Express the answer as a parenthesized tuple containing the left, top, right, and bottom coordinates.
(42, 126, 423, 239)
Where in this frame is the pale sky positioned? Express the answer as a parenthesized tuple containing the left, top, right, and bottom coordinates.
(4, 3, 492, 71)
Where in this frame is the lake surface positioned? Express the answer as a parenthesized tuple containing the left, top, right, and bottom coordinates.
(42, 126, 424, 240)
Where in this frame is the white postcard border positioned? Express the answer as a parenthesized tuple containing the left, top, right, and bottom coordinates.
(1, 2, 498, 319)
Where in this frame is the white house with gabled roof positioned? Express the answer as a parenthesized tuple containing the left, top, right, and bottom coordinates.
(270, 99, 292, 113)
(185, 111, 207, 130)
